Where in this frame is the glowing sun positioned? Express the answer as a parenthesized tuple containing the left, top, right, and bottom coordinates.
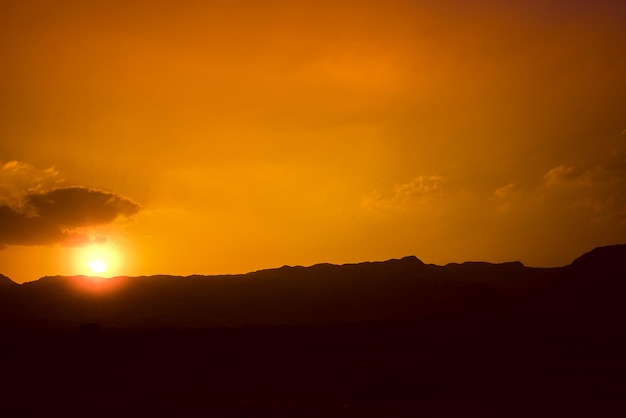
(88, 259, 107, 274)
(76, 243, 121, 277)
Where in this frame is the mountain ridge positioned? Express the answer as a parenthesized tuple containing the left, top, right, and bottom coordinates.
(0, 274, 18, 287)
(8, 244, 625, 287)
(569, 243, 626, 272)
(1, 244, 624, 329)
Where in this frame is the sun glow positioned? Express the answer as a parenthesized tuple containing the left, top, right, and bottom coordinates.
(75, 243, 122, 277)
(88, 259, 107, 274)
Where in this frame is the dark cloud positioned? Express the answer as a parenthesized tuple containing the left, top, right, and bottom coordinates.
(0, 187, 140, 247)
(26, 187, 139, 227)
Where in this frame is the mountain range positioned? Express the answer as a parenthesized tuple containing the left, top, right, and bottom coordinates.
(2, 245, 626, 417)
(1, 244, 624, 329)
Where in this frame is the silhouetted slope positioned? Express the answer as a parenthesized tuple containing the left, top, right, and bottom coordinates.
(1, 245, 625, 329)
(0, 274, 19, 315)
(0, 274, 17, 287)
(550, 244, 626, 317)
(569, 244, 626, 276)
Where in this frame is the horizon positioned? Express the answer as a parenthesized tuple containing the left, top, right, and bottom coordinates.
(1, 0, 625, 284)
(4, 243, 623, 285)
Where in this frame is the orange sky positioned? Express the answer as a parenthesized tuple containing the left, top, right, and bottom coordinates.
(1, 0, 625, 282)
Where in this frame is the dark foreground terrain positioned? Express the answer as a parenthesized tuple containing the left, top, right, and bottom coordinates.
(1, 245, 626, 417)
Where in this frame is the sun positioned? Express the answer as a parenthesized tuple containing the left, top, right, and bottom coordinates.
(88, 259, 107, 274)
(75, 243, 122, 277)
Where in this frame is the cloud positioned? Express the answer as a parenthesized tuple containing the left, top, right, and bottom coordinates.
(0, 162, 141, 248)
(26, 187, 139, 227)
(493, 183, 519, 211)
(542, 164, 616, 192)
(540, 143, 626, 225)
(543, 165, 582, 188)
(543, 133, 626, 190)
(0, 160, 62, 206)
(364, 175, 443, 210)
(494, 183, 517, 199)
(0, 187, 140, 247)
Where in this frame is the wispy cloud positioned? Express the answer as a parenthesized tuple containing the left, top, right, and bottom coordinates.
(492, 183, 519, 211)
(539, 135, 626, 225)
(363, 175, 443, 211)
(0, 160, 62, 206)
(543, 165, 581, 188)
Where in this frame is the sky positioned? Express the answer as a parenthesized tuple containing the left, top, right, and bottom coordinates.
(1, 0, 625, 283)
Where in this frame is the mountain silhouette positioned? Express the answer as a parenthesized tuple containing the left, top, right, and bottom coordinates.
(1, 244, 625, 329)
(0, 274, 17, 288)
(569, 243, 626, 275)
(2, 245, 626, 418)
